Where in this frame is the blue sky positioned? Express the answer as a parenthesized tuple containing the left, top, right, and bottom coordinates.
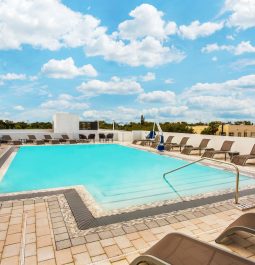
(0, 0, 255, 122)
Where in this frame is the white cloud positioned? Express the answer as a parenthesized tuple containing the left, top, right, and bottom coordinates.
(0, 1, 185, 67)
(118, 4, 177, 40)
(83, 105, 187, 122)
(85, 35, 185, 67)
(186, 73, 255, 95)
(85, 4, 185, 67)
(0, 0, 105, 51)
(181, 73, 255, 120)
(212, 56, 218, 62)
(137, 90, 176, 104)
(165, 79, 174, 84)
(179, 20, 224, 40)
(226, 35, 235, 40)
(41, 94, 88, 110)
(41, 57, 97, 79)
(13, 105, 24, 111)
(0, 73, 26, 81)
(201, 41, 255, 55)
(231, 59, 255, 70)
(77, 76, 143, 96)
(140, 72, 155, 82)
(224, 0, 255, 30)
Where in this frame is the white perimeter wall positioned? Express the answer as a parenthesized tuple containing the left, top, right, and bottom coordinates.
(0, 128, 255, 154)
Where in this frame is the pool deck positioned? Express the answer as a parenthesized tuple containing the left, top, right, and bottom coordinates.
(0, 143, 255, 264)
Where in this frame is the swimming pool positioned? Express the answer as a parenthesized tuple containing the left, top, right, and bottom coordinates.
(1, 144, 254, 210)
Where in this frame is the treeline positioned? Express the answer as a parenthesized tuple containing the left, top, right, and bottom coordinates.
(99, 121, 194, 133)
(0, 120, 52, 129)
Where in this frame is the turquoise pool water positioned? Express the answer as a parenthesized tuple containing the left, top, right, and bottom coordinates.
(1, 144, 254, 210)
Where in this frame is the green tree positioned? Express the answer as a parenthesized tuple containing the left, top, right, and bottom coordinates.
(140, 115, 145, 125)
(201, 121, 220, 135)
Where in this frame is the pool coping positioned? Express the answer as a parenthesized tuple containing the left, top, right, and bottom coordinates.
(1, 185, 255, 232)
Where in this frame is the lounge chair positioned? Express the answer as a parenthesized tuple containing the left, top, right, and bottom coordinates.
(151, 135, 161, 148)
(88, 134, 95, 142)
(99, 133, 106, 142)
(215, 213, 255, 244)
(61, 134, 77, 144)
(165, 137, 189, 152)
(131, 232, 253, 265)
(181, 139, 211, 155)
(28, 135, 44, 145)
(44, 135, 60, 144)
(1, 135, 22, 145)
(79, 134, 90, 143)
(231, 144, 255, 166)
(132, 140, 140, 144)
(164, 136, 174, 146)
(106, 133, 114, 142)
(202, 140, 234, 160)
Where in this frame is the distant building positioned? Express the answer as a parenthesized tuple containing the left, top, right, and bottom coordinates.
(219, 124, 255, 137)
(192, 124, 255, 137)
(192, 125, 209, 134)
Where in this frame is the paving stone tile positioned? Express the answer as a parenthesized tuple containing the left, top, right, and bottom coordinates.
(100, 238, 115, 247)
(73, 252, 91, 265)
(91, 254, 108, 263)
(122, 226, 137, 234)
(85, 233, 100, 243)
(114, 236, 132, 249)
(111, 228, 125, 237)
(70, 236, 86, 246)
(156, 219, 169, 226)
(70, 244, 87, 255)
(37, 246, 55, 262)
(37, 235, 52, 248)
(131, 237, 148, 250)
(104, 244, 122, 258)
(53, 227, 68, 235)
(5, 233, 22, 245)
(2, 243, 20, 258)
(55, 233, 69, 242)
(166, 216, 179, 224)
(98, 230, 113, 239)
(55, 249, 73, 265)
(55, 239, 72, 250)
(24, 255, 37, 265)
(38, 258, 56, 265)
(144, 220, 159, 228)
(86, 241, 104, 257)
(25, 243, 36, 257)
(134, 223, 148, 231)
(0, 255, 19, 265)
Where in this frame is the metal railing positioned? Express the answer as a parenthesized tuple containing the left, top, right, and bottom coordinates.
(163, 157, 240, 204)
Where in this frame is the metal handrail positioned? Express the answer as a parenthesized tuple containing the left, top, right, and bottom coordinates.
(163, 157, 240, 204)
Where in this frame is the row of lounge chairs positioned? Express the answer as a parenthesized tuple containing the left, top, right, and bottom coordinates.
(0, 133, 114, 145)
(131, 212, 255, 265)
(133, 136, 255, 166)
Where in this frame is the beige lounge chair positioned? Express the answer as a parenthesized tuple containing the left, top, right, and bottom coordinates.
(44, 135, 59, 144)
(61, 134, 77, 144)
(28, 135, 44, 145)
(165, 137, 189, 152)
(131, 232, 253, 265)
(215, 213, 255, 244)
(1, 135, 22, 145)
(181, 139, 211, 155)
(231, 144, 255, 166)
(164, 136, 174, 146)
(202, 140, 234, 160)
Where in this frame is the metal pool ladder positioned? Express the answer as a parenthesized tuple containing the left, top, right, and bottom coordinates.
(163, 157, 240, 204)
